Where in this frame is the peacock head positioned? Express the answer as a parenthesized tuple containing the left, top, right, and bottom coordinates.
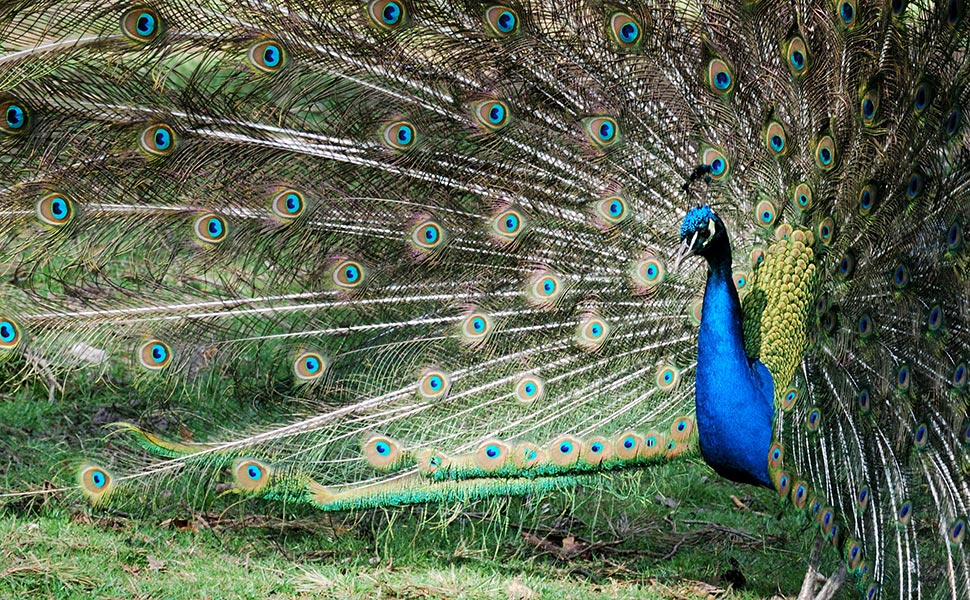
(674, 205, 727, 268)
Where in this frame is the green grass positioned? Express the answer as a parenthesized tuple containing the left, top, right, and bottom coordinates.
(0, 367, 854, 600)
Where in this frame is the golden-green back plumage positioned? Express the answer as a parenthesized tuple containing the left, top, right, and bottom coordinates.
(1, 0, 969, 597)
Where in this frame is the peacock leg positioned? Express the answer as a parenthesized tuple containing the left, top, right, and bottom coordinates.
(796, 535, 844, 600)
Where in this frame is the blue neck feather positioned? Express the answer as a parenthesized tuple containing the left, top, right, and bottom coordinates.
(694, 233, 775, 488)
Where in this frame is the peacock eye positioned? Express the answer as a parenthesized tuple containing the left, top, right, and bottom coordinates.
(139, 123, 177, 157)
(1, 100, 30, 135)
(382, 121, 416, 151)
(248, 40, 287, 73)
(707, 59, 734, 94)
(271, 189, 306, 219)
(484, 5, 519, 37)
(609, 12, 642, 47)
(368, 0, 406, 29)
(36, 193, 75, 226)
(122, 8, 162, 42)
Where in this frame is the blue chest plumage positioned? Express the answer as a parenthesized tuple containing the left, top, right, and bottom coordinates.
(695, 261, 775, 488)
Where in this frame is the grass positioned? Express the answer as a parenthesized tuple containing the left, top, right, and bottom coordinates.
(0, 366, 853, 600)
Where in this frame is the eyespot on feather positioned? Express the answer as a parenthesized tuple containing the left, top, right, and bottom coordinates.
(858, 184, 877, 215)
(475, 440, 510, 470)
(669, 416, 693, 441)
(817, 217, 835, 245)
(79, 465, 114, 504)
(139, 123, 177, 157)
(332, 259, 365, 289)
(511, 443, 543, 469)
(368, 0, 406, 29)
(549, 435, 581, 466)
(596, 195, 629, 227)
(35, 193, 75, 227)
(233, 458, 272, 492)
(460, 312, 492, 344)
(641, 432, 666, 459)
(1, 99, 30, 135)
(381, 120, 416, 151)
(609, 12, 642, 47)
(774, 471, 791, 498)
(138, 339, 172, 370)
(472, 99, 511, 131)
(754, 200, 777, 227)
(514, 374, 545, 403)
(656, 365, 681, 391)
(122, 7, 162, 42)
(837, 0, 857, 27)
(193, 213, 228, 244)
(489, 208, 526, 242)
(581, 436, 612, 465)
(631, 256, 665, 292)
(248, 40, 287, 73)
(814, 135, 837, 170)
(583, 116, 620, 149)
(0, 318, 22, 350)
(418, 369, 451, 400)
(526, 271, 565, 308)
(707, 58, 734, 94)
(764, 121, 788, 156)
(781, 387, 799, 410)
(860, 90, 879, 126)
(270, 189, 306, 220)
(484, 5, 519, 37)
(767, 443, 783, 469)
(614, 431, 643, 461)
(701, 147, 730, 180)
(293, 351, 327, 382)
(363, 436, 404, 470)
(793, 182, 813, 211)
(785, 36, 810, 75)
(575, 315, 609, 350)
(791, 481, 809, 509)
(409, 218, 448, 252)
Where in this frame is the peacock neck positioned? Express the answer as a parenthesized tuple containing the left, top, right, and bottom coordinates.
(694, 235, 774, 488)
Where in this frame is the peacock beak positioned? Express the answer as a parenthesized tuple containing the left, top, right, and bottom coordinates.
(673, 230, 700, 270)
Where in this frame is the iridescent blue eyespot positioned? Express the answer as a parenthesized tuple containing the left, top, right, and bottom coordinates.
(622, 436, 635, 450)
(915, 86, 929, 112)
(139, 123, 177, 157)
(947, 110, 960, 136)
(368, 0, 405, 29)
(770, 135, 783, 152)
(928, 305, 943, 331)
(382, 121, 416, 150)
(645, 436, 656, 447)
(472, 317, 485, 332)
(907, 174, 923, 197)
(36, 193, 75, 227)
(786, 37, 809, 75)
(0, 319, 19, 347)
(496, 10, 516, 32)
(897, 365, 911, 390)
(4, 103, 26, 131)
(541, 278, 556, 295)
(333, 260, 365, 288)
(122, 8, 162, 42)
(485, 444, 500, 458)
(559, 441, 574, 454)
(584, 117, 620, 148)
(91, 470, 107, 488)
(710, 158, 725, 175)
(840, 0, 855, 25)
(247, 465, 263, 480)
(598, 120, 615, 141)
(708, 59, 734, 94)
(610, 13, 642, 47)
(948, 224, 963, 250)
(504, 214, 519, 232)
(138, 339, 172, 370)
(862, 98, 875, 119)
(590, 442, 603, 453)
(523, 382, 537, 396)
(485, 6, 519, 37)
(590, 323, 602, 337)
(429, 375, 442, 389)
(953, 363, 967, 388)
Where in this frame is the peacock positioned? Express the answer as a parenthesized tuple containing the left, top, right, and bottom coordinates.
(1, 0, 968, 597)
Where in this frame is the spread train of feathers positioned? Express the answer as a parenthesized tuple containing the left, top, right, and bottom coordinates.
(0, 0, 968, 598)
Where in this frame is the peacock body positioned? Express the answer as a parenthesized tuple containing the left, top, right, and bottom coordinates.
(1, 0, 968, 597)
